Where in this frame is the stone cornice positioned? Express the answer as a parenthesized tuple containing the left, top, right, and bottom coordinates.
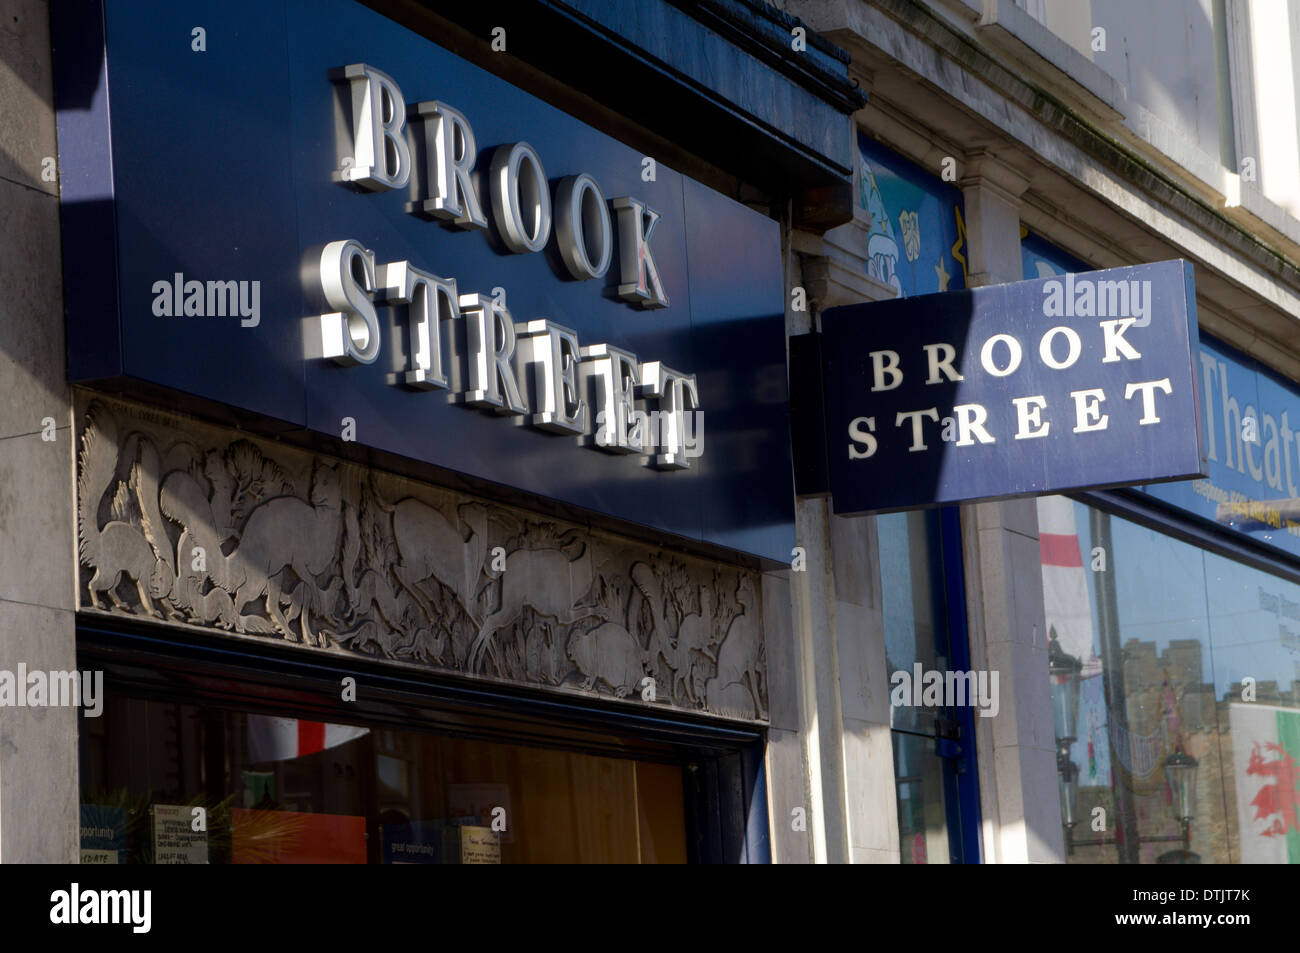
(960, 148, 1031, 203)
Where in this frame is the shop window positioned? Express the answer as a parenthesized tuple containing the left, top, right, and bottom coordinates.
(1038, 495, 1300, 863)
(879, 509, 981, 863)
(81, 697, 688, 864)
(76, 626, 764, 864)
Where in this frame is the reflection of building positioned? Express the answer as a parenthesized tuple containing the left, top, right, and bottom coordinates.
(1121, 638, 1216, 733)
(1068, 636, 1224, 863)
(1067, 632, 1299, 864)
(1226, 680, 1299, 707)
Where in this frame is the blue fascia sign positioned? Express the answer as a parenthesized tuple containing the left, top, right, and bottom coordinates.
(1139, 333, 1300, 560)
(53, 0, 793, 562)
(821, 260, 1206, 514)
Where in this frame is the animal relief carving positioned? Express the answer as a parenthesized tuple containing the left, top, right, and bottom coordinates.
(75, 398, 769, 721)
(77, 411, 170, 614)
(567, 622, 647, 697)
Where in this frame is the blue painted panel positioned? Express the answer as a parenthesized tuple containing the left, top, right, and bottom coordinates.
(1140, 335, 1300, 560)
(937, 506, 983, 862)
(1021, 229, 1090, 280)
(53, 0, 794, 562)
(857, 133, 968, 298)
(52, 0, 123, 382)
(563, 0, 855, 174)
(681, 178, 790, 556)
(822, 260, 1206, 514)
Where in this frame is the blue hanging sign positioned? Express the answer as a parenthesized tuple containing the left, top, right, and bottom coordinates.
(821, 260, 1206, 514)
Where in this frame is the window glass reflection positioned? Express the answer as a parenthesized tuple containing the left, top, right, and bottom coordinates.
(1038, 495, 1300, 863)
(880, 509, 966, 862)
(80, 695, 688, 864)
(892, 731, 951, 864)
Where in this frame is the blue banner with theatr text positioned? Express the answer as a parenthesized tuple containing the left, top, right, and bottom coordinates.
(1138, 337, 1300, 559)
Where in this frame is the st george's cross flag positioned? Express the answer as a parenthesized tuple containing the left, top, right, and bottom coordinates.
(247, 715, 369, 763)
(1036, 495, 1102, 678)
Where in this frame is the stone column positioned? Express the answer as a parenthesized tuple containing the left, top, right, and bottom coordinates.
(770, 238, 851, 863)
(767, 122, 906, 860)
(958, 153, 1064, 863)
(762, 563, 815, 862)
(0, 1, 81, 862)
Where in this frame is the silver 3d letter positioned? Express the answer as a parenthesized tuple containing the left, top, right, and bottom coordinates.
(332, 63, 411, 191)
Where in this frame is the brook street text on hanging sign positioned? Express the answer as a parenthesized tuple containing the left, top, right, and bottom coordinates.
(819, 260, 1206, 515)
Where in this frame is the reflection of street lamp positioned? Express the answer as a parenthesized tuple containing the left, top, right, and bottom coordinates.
(1058, 754, 1079, 830)
(1156, 747, 1201, 863)
(1049, 633, 1082, 759)
(1164, 749, 1198, 823)
(1051, 633, 1203, 862)
(1050, 633, 1083, 853)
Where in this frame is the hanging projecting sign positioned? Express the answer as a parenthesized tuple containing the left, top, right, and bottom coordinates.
(821, 260, 1206, 515)
(53, 0, 792, 562)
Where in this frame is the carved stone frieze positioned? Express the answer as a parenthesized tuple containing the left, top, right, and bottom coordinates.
(74, 396, 768, 722)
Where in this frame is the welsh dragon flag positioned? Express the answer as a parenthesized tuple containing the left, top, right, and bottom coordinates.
(1230, 703, 1300, 863)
